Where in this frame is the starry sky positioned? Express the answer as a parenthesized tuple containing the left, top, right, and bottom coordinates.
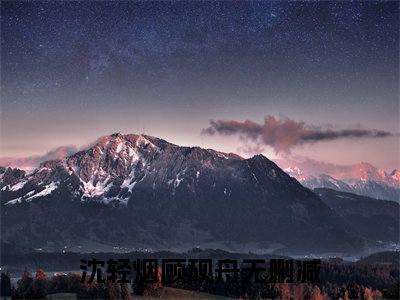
(1, 1, 399, 170)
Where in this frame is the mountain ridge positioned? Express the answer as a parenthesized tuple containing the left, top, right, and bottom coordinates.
(0, 133, 388, 255)
(284, 164, 400, 202)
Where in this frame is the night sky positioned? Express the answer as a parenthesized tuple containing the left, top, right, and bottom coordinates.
(1, 1, 398, 170)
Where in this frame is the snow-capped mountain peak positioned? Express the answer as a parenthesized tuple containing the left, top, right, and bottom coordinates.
(390, 169, 400, 184)
(283, 166, 310, 181)
(1, 133, 249, 205)
(283, 162, 400, 202)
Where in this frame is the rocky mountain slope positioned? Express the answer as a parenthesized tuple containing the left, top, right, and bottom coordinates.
(0, 133, 367, 254)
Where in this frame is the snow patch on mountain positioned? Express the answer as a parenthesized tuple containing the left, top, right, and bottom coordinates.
(9, 180, 28, 191)
(27, 181, 59, 200)
(6, 197, 22, 205)
(121, 177, 137, 193)
(81, 177, 112, 198)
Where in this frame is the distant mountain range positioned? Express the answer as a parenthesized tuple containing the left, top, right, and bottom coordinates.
(1, 133, 398, 255)
(284, 164, 400, 202)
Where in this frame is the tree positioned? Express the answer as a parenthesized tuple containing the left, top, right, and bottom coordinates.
(120, 283, 132, 300)
(310, 286, 325, 300)
(35, 269, 48, 280)
(384, 282, 400, 299)
(0, 272, 12, 297)
(32, 276, 49, 299)
(106, 281, 120, 300)
(16, 269, 33, 298)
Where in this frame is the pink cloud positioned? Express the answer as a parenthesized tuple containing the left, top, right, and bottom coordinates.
(0, 145, 78, 171)
(202, 115, 393, 153)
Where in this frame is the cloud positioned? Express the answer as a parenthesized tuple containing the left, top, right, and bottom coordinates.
(202, 115, 394, 153)
(0, 145, 78, 171)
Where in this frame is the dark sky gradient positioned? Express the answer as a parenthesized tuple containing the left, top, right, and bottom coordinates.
(1, 1, 398, 169)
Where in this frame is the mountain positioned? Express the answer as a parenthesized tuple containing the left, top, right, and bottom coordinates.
(357, 251, 400, 265)
(1, 133, 362, 255)
(301, 175, 400, 202)
(315, 188, 399, 246)
(284, 164, 400, 202)
(297, 174, 354, 193)
(345, 162, 400, 186)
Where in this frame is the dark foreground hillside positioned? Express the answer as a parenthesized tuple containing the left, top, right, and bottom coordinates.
(315, 188, 400, 243)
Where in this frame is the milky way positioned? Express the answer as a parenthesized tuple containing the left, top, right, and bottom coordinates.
(1, 1, 398, 169)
